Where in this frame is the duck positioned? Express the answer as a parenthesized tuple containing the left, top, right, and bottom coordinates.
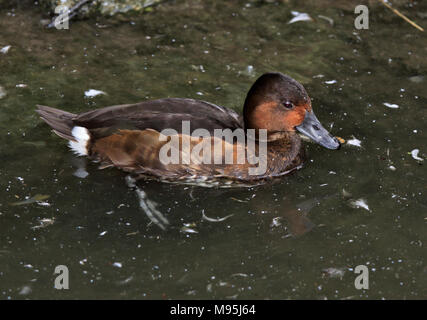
(36, 72, 340, 186)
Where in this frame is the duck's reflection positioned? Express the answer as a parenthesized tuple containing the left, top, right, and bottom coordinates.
(126, 175, 170, 230)
(241, 186, 316, 237)
(127, 175, 318, 237)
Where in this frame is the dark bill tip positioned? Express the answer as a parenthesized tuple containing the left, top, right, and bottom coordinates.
(296, 111, 340, 150)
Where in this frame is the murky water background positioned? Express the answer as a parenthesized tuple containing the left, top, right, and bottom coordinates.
(0, 0, 426, 299)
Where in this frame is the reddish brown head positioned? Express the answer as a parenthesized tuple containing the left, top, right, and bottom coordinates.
(243, 72, 340, 150)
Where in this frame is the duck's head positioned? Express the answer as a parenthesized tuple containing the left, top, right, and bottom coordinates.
(243, 72, 340, 150)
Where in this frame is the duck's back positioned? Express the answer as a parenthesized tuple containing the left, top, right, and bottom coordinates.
(72, 98, 243, 137)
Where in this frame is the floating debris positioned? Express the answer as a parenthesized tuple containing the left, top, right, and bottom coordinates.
(325, 80, 337, 84)
(18, 286, 32, 296)
(318, 15, 334, 26)
(117, 275, 134, 285)
(0, 45, 11, 54)
(181, 226, 199, 234)
(16, 84, 27, 88)
(342, 189, 352, 198)
(384, 102, 399, 109)
(126, 231, 139, 236)
(201, 210, 233, 222)
(270, 217, 282, 227)
(231, 273, 248, 278)
(31, 218, 55, 230)
(0, 85, 6, 99)
(408, 75, 424, 83)
(288, 11, 313, 24)
(37, 201, 51, 207)
(346, 136, 362, 148)
(322, 267, 345, 279)
(410, 149, 423, 161)
(99, 231, 107, 236)
(84, 89, 106, 98)
(134, 187, 169, 231)
(191, 64, 205, 72)
(350, 198, 371, 212)
(10, 194, 50, 206)
(240, 65, 255, 77)
(230, 197, 248, 203)
(73, 168, 89, 179)
(388, 165, 397, 171)
(112, 262, 122, 268)
(218, 281, 232, 287)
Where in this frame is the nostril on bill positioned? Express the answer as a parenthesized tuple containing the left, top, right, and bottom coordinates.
(312, 124, 320, 131)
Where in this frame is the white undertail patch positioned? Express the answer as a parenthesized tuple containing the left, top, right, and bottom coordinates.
(68, 126, 90, 156)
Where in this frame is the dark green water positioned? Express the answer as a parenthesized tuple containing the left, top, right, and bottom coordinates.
(0, 0, 426, 299)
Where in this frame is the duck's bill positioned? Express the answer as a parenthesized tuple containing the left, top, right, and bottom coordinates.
(296, 111, 340, 150)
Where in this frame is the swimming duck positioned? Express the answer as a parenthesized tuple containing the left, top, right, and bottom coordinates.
(36, 72, 339, 185)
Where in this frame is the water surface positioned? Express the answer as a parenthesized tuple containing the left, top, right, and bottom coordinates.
(0, 0, 426, 299)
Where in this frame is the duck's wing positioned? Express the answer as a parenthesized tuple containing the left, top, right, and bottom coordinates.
(73, 98, 243, 138)
(37, 99, 247, 180)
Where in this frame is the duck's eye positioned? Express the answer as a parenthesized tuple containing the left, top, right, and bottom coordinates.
(282, 101, 294, 109)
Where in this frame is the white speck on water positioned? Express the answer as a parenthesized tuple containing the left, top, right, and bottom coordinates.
(288, 11, 313, 24)
(408, 75, 424, 83)
(196, 92, 203, 96)
(1, 45, 11, 54)
(99, 231, 107, 236)
(270, 217, 282, 227)
(0, 85, 6, 99)
(181, 226, 199, 234)
(18, 286, 32, 295)
(84, 89, 106, 98)
(410, 149, 423, 161)
(346, 136, 362, 147)
(243, 65, 255, 77)
(384, 102, 399, 109)
(388, 165, 396, 171)
(36, 201, 51, 207)
(16, 84, 27, 88)
(112, 262, 122, 268)
(350, 199, 371, 212)
(325, 80, 337, 84)
(73, 168, 89, 179)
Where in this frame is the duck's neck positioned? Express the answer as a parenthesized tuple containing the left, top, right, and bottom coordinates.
(266, 131, 304, 174)
(267, 131, 302, 153)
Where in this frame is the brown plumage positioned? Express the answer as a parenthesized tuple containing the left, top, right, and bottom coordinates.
(36, 72, 340, 186)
